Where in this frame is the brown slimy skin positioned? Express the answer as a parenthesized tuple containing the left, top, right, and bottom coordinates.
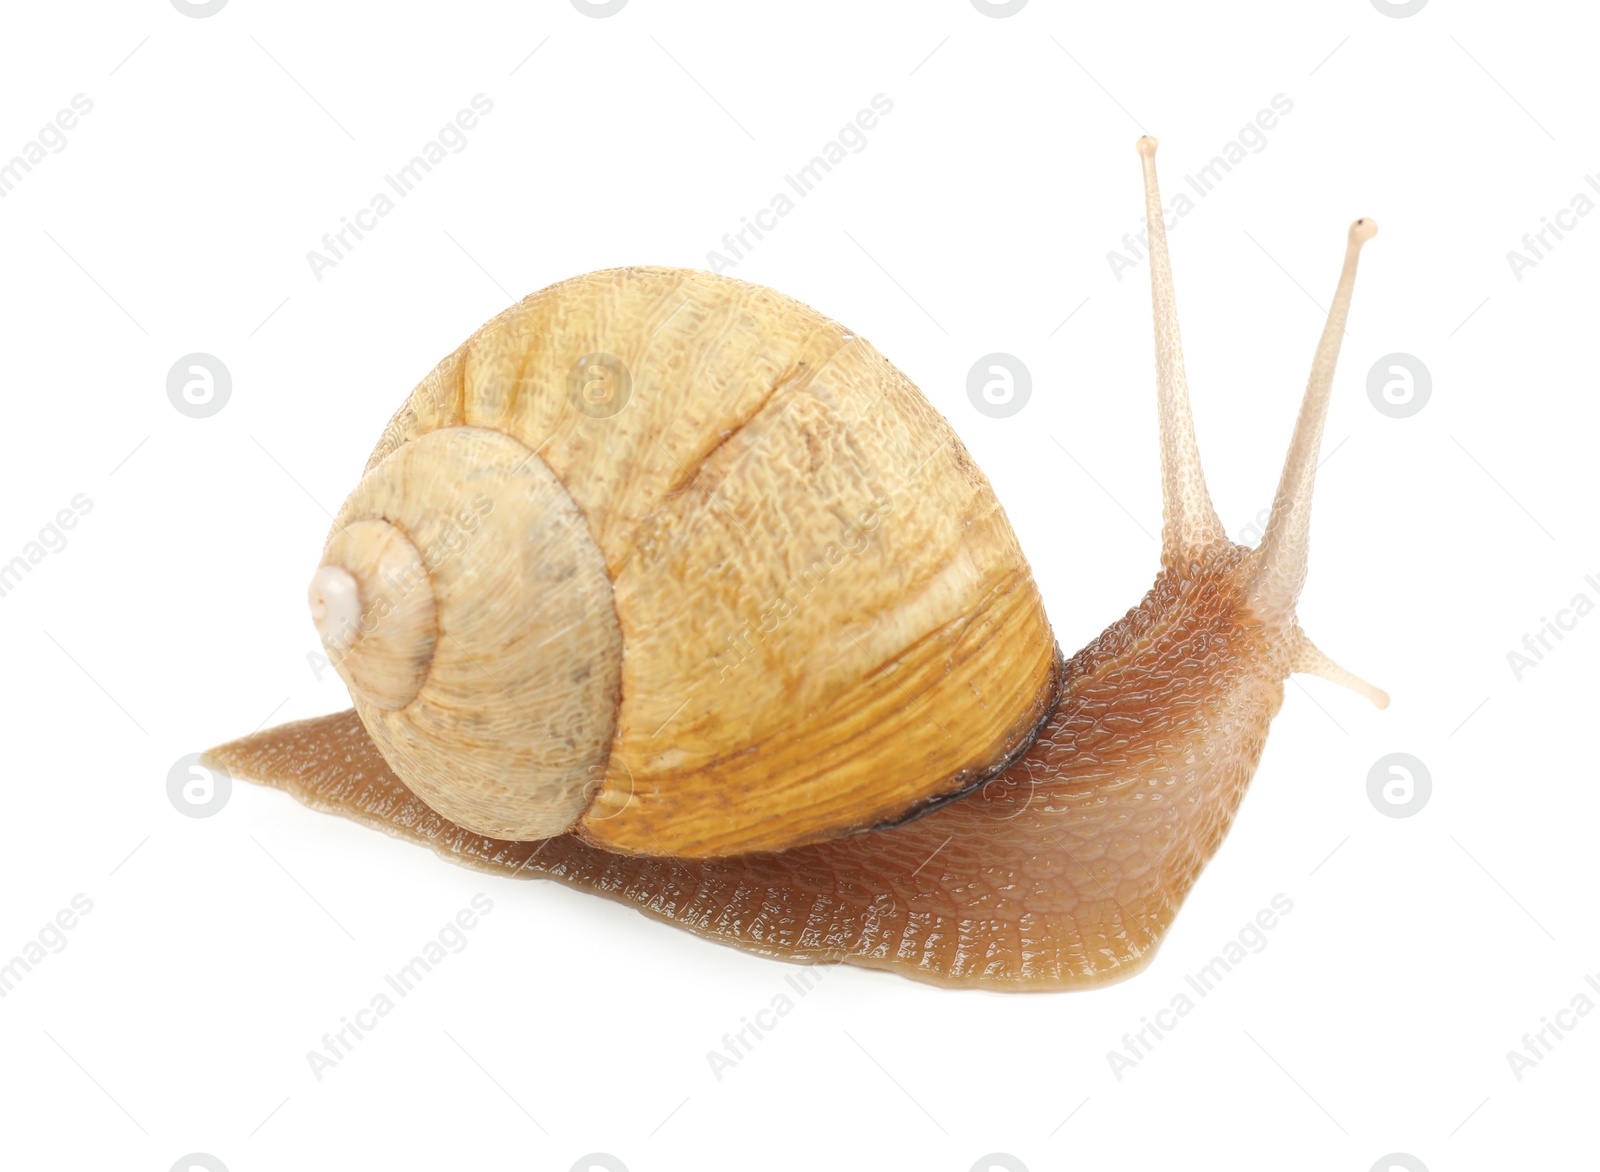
(206, 542, 1291, 992)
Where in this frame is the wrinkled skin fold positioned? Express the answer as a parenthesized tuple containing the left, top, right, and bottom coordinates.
(206, 546, 1289, 992)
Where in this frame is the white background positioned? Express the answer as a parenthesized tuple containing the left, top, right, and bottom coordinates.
(0, 1, 1592, 1169)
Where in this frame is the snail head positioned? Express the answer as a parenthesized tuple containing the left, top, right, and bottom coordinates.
(1135, 138, 1387, 709)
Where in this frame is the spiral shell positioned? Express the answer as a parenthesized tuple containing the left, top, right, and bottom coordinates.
(316, 266, 1057, 857)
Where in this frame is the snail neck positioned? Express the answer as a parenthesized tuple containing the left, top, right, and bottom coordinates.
(1042, 543, 1293, 816)
(1072, 541, 1293, 689)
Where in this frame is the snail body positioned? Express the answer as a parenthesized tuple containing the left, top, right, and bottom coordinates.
(207, 139, 1386, 990)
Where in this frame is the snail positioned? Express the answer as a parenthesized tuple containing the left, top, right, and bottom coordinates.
(205, 137, 1386, 990)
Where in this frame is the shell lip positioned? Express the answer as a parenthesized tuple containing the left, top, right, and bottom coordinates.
(862, 641, 1068, 837)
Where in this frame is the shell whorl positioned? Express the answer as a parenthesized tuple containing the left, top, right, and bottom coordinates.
(310, 521, 436, 710)
(314, 426, 623, 841)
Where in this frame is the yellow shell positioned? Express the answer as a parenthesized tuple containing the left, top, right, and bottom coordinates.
(314, 266, 1057, 858)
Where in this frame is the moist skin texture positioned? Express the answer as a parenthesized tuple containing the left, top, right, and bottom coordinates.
(205, 544, 1292, 993)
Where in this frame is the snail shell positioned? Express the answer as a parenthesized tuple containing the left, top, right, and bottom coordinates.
(309, 268, 1058, 857)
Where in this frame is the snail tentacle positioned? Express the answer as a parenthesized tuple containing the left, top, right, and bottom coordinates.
(1290, 626, 1389, 709)
(1251, 218, 1378, 622)
(1136, 136, 1227, 570)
